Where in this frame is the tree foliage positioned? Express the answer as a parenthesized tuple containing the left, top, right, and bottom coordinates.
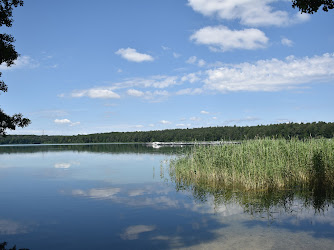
(292, 0, 334, 13)
(0, 0, 30, 135)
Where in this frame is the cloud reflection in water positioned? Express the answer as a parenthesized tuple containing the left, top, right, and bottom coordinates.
(120, 225, 156, 240)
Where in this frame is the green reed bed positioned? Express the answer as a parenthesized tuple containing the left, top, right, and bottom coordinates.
(169, 138, 334, 191)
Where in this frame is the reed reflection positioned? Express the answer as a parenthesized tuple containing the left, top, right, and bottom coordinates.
(169, 172, 334, 219)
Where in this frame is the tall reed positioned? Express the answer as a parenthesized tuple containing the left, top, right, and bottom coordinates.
(169, 138, 334, 190)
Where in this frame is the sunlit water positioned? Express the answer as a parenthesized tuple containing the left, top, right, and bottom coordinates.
(1, 144, 334, 249)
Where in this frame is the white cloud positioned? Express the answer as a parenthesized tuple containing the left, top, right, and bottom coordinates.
(68, 75, 179, 102)
(160, 120, 171, 124)
(176, 123, 191, 127)
(115, 48, 154, 62)
(190, 117, 200, 121)
(114, 75, 179, 89)
(186, 56, 197, 64)
(173, 52, 181, 58)
(161, 45, 170, 51)
(191, 26, 268, 52)
(204, 53, 334, 92)
(187, 0, 306, 27)
(65, 53, 334, 104)
(133, 125, 144, 129)
(127, 89, 145, 97)
(294, 12, 311, 23)
(69, 122, 80, 127)
(198, 59, 206, 67)
(54, 119, 71, 124)
(54, 119, 80, 127)
(277, 119, 291, 124)
(224, 116, 260, 124)
(212, 117, 217, 120)
(281, 38, 294, 47)
(181, 73, 201, 83)
(127, 89, 169, 102)
(71, 88, 120, 99)
(0, 56, 39, 70)
(186, 56, 207, 67)
(200, 110, 209, 114)
(176, 88, 203, 95)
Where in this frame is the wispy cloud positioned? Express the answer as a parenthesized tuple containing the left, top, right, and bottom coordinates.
(0, 56, 39, 70)
(127, 89, 169, 102)
(109, 75, 180, 90)
(173, 52, 181, 58)
(224, 116, 260, 124)
(161, 45, 170, 51)
(176, 123, 191, 127)
(200, 110, 209, 114)
(190, 117, 201, 121)
(176, 88, 203, 95)
(191, 25, 269, 52)
(115, 48, 154, 62)
(30, 110, 69, 118)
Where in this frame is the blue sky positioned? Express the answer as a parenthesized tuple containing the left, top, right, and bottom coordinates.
(1, 0, 334, 135)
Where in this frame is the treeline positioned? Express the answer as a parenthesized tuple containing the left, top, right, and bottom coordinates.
(1, 121, 334, 145)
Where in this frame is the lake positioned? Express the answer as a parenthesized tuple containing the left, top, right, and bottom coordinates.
(1, 144, 334, 249)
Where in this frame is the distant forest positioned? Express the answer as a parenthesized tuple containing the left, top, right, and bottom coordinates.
(0, 122, 333, 145)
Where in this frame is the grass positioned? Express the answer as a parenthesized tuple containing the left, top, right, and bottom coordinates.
(169, 138, 334, 191)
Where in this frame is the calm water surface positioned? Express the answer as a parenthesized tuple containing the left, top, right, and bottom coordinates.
(1, 144, 334, 249)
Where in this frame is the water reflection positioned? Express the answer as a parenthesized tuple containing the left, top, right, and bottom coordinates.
(120, 225, 156, 240)
(0, 220, 28, 235)
(169, 170, 334, 220)
(54, 161, 80, 169)
(0, 143, 188, 155)
(72, 187, 121, 199)
(1, 144, 334, 249)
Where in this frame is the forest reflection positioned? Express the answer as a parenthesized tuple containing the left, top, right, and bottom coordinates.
(0, 143, 190, 155)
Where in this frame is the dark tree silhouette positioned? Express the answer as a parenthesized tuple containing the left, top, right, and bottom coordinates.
(0, 0, 30, 135)
(292, 0, 334, 13)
